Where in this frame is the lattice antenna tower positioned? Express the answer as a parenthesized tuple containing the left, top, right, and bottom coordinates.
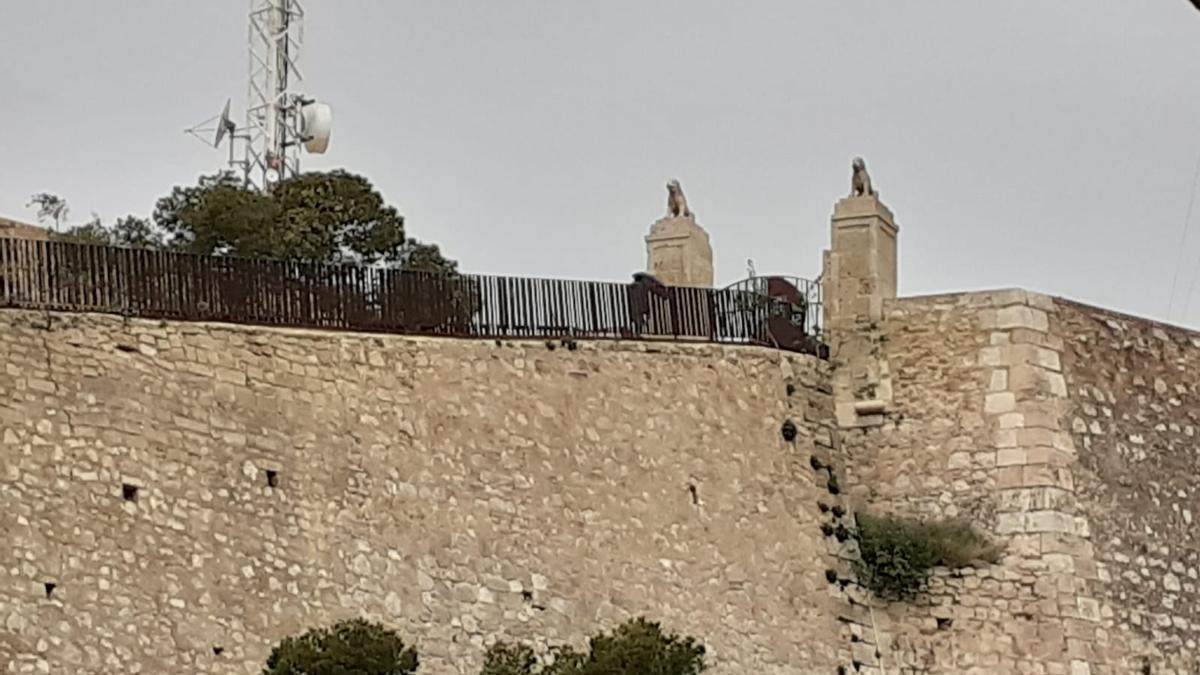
(187, 0, 332, 192)
(246, 0, 303, 190)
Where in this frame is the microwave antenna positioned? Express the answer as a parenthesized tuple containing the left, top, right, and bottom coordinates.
(186, 0, 333, 192)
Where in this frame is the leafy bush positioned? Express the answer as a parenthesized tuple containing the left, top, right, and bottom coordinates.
(853, 513, 1002, 601)
(481, 618, 706, 675)
(921, 518, 1004, 568)
(263, 618, 419, 675)
(480, 643, 540, 675)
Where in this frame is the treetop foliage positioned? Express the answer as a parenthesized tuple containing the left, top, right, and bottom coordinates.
(263, 618, 419, 675)
(262, 617, 706, 675)
(481, 618, 706, 675)
(40, 169, 457, 273)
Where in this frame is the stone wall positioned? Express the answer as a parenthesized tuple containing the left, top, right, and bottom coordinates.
(4, 289, 1199, 675)
(834, 290, 1106, 675)
(0, 309, 842, 675)
(1056, 300, 1200, 675)
(828, 289, 1200, 675)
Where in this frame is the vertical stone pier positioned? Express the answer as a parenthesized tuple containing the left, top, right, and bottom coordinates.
(645, 216, 714, 288)
(823, 191, 898, 427)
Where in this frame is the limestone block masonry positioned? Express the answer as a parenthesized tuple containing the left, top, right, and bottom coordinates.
(0, 309, 841, 674)
(834, 289, 1199, 674)
(644, 215, 714, 288)
(3, 294, 1199, 673)
(1056, 300, 1200, 675)
(823, 194, 898, 428)
(833, 290, 1098, 674)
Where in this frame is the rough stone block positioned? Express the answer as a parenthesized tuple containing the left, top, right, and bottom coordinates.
(989, 369, 1009, 392)
(985, 392, 1017, 414)
(993, 429, 1019, 448)
(1024, 447, 1074, 467)
(997, 412, 1026, 429)
(995, 305, 1050, 332)
(996, 512, 1026, 534)
(985, 289, 1056, 311)
(1009, 328, 1066, 350)
(1016, 428, 1061, 449)
(996, 448, 1028, 467)
(1024, 510, 1076, 534)
(1035, 347, 1061, 372)
(1076, 597, 1101, 623)
(979, 346, 1006, 367)
(997, 466, 1025, 489)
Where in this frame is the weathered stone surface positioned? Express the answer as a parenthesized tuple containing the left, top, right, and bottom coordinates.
(5, 280, 1200, 675)
(823, 193, 899, 428)
(644, 215, 713, 288)
(1056, 299, 1200, 675)
(832, 290, 1104, 673)
(0, 310, 839, 675)
(822, 289, 1199, 675)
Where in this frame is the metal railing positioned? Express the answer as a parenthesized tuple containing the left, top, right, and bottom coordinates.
(0, 237, 824, 355)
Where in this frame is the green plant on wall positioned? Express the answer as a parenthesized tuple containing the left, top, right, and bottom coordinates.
(853, 513, 1002, 601)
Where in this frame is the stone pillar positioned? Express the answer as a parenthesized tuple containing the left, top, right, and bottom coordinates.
(645, 215, 714, 288)
(823, 194, 898, 427)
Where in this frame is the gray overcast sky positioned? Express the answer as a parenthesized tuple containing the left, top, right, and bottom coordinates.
(4, 1, 1200, 327)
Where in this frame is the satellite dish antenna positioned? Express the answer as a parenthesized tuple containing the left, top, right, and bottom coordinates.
(214, 98, 236, 148)
(300, 101, 333, 154)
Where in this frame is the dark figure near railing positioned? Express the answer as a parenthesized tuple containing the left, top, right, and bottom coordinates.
(763, 276, 810, 350)
(0, 237, 824, 356)
(626, 272, 670, 337)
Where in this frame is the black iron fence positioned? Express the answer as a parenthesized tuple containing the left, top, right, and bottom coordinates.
(0, 237, 823, 354)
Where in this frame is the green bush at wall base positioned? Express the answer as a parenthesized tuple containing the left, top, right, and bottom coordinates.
(262, 618, 419, 675)
(482, 617, 706, 675)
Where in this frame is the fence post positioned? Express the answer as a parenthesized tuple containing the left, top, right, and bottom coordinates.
(669, 287, 680, 338)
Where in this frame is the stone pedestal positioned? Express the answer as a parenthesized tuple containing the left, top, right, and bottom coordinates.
(822, 195, 898, 427)
(645, 216, 714, 288)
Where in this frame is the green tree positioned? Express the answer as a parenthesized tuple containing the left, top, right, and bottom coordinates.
(482, 618, 706, 675)
(268, 170, 405, 264)
(110, 215, 166, 248)
(34, 171, 459, 273)
(263, 618, 419, 675)
(168, 180, 279, 257)
(151, 171, 243, 245)
(53, 215, 164, 248)
(55, 216, 112, 245)
(480, 643, 540, 675)
(154, 170, 458, 272)
(27, 193, 69, 231)
(31, 173, 471, 326)
(401, 238, 459, 274)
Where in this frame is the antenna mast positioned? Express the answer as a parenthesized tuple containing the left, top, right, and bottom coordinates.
(246, 0, 304, 191)
(187, 0, 332, 192)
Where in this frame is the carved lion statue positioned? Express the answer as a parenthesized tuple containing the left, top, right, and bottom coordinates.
(850, 157, 876, 198)
(666, 179, 692, 218)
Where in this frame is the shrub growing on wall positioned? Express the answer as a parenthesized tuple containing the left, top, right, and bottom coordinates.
(853, 513, 1002, 601)
(481, 617, 706, 675)
(263, 618, 419, 675)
